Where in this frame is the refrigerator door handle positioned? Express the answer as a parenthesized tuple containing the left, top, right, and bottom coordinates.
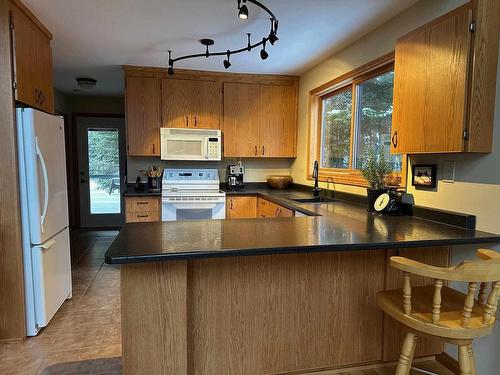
(35, 137, 49, 234)
(38, 239, 56, 250)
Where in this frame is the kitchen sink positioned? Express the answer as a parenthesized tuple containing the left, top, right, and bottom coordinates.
(289, 196, 336, 203)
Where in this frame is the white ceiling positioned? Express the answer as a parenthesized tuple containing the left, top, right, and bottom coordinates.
(23, 0, 419, 96)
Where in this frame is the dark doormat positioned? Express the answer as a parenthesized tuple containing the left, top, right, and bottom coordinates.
(39, 357, 122, 375)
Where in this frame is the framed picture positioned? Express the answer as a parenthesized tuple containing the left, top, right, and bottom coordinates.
(412, 164, 437, 188)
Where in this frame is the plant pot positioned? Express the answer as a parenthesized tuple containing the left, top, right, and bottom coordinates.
(366, 188, 386, 212)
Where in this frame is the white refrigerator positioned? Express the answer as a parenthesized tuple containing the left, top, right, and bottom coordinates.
(17, 107, 72, 336)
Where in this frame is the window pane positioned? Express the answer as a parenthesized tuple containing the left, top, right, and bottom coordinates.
(320, 90, 352, 169)
(353, 71, 402, 171)
(88, 129, 121, 214)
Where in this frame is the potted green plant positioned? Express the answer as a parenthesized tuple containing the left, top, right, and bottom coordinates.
(360, 149, 392, 212)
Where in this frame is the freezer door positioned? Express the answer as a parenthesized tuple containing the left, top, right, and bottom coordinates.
(31, 228, 72, 333)
(18, 108, 69, 244)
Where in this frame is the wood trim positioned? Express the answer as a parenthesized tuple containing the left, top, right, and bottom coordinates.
(124, 65, 299, 85)
(307, 55, 406, 188)
(9, 0, 52, 39)
(466, 0, 500, 152)
(310, 52, 395, 96)
(0, 0, 26, 341)
(436, 352, 461, 375)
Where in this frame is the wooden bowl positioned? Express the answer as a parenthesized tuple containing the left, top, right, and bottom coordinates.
(266, 175, 292, 189)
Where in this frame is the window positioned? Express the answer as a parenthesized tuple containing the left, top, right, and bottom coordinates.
(309, 54, 405, 187)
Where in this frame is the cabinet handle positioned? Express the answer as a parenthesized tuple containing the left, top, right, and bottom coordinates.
(34, 88, 39, 104)
(262, 146, 265, 156)
(185, 116, 189, 127)
(230, 199, 234, 210)
(137, 201, 149, 205)
(254, 146, 258, 156)
(194, 116, 197, 127)
(137, 214, 149, 218)
(39, 91, 44, 105)
(152, 144, 155, 154)
(275, 208, 279, 217)
(391, 131, 398, 148)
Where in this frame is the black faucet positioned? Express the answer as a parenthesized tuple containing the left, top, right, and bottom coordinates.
(312, 160, 321, 197)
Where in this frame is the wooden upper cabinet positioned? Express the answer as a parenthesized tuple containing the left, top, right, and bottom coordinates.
(223, 82, 261, 157)
(260, 84, 297, 157)
(125, 75, 160, 156)
(161, 78, 220, 129)
(223, 82, 297, 158)
(392, 1, 500, 154)
(10, 1, 54, 113)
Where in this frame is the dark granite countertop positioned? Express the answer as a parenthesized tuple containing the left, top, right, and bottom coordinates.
(123, 183, 161, 197)
(106, 186, 500, 264)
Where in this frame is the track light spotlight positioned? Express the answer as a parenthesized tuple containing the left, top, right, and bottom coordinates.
(268, 19, 279, 45)
(238, 0, 248, 20)
(268, 33, 279, 45)
(167, 51, 174, 75)
(223, 50, 231, 69)
(260, 38, 268, 60)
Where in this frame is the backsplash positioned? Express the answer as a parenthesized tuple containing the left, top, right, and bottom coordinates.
(126, 157, 294, 183)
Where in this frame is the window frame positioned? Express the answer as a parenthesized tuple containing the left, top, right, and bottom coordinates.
(307, 52, 407, 188)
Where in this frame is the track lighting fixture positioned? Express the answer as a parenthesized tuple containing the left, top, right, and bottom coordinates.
(260, 38, 268, 60)
(238, 0, 249, 19)
(167, 1, 279, 75)
(223, 50, 231, 69)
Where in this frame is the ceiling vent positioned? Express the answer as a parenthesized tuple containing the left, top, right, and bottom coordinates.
(76, 77, 97, 90)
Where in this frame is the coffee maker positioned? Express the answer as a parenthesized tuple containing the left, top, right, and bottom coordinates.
(226, 162, 245, 190)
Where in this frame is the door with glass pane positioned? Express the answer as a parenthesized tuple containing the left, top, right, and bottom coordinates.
(76, 116, 125, 227)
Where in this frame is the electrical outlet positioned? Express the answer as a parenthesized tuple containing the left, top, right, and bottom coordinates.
(442, 161, 456, 183)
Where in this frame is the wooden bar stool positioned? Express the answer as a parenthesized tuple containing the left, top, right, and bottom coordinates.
(377, 249, 500, 375)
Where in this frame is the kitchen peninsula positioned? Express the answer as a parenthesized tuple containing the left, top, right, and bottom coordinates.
(105, 190, 500, 375)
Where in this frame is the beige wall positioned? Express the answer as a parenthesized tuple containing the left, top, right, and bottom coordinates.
(291, 0, 468, 195)
(127, 157, 294, 183)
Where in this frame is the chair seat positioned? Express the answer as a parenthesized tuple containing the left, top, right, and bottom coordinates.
(377, 285, 494, 340)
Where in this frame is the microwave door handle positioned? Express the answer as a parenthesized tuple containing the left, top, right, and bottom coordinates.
(204, 138, 209, 159)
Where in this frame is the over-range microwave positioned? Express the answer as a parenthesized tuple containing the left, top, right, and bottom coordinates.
(160, 128, 222, 161)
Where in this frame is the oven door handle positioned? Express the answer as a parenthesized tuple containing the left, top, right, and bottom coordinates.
(166, 203, 218, 210)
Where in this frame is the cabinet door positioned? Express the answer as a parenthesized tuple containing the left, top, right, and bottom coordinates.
(35, 31, 54, 113)
(193, 80, 221, 129)
(161, 78, 195, 128)
(125, 76, 160, 156)
(223, 82, 261, 157)
(392, 6, 472, 154)
(260, 84, 297, 157)
(226, 196, 257, 219)
(10, 6, 37, 108)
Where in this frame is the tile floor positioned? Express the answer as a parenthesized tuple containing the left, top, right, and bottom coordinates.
(0, 230, 121, 375)
(0, 230, 453, 375)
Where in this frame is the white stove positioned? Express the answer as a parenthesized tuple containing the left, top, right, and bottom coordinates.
(161, 169, 226, 221)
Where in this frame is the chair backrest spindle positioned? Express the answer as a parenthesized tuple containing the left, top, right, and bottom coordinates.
(483, 281, 500, 325)
(462, 282, 478, 328)
(432, 279, 443, 324)
(478, 282, 489, 305)
(403, 272, 412, 315)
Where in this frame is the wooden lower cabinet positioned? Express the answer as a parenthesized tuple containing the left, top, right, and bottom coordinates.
(125, 197, 161, 223)
(120, 247, 449, 375)
(226, 196, 257, 219)
(257, 197, 294, 218)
